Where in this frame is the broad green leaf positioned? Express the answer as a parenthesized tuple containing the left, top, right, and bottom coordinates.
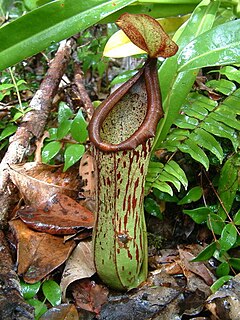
(63, 144, 85, 172)
(201, 118, 239, 151)
(27, 298, 48, 319)
(10, 111, 24, 122)
(190, 128, 223, 162)
(57, 119, 71, 140)
(153, 0, 220, 149)
(0, 83, 14, 90)
(20, 280, 41, 300)
(164, 160, 188, 190)
(219, 224, 237, 252)
(47, 128, 58, 141)
(70, 109, 88, 143)
(0, 0, 136, 70)
(207, 212, 225, 235)
(179, 138, 209, 169)
(0, 124, 17, 141)
(144, 197, 163, 220)
(41, 141, 62, 163)
(210, 276, 233, 293)
(152, 181, 173, 196)
(217, 66, 240, 83)
(160, 171, 181, 191)
(229, 258, 240, 271)
(58, 102, 73, 124)
(206, 79, 236, 95)
(174, 114, 199, 129)
(183, 206, 211, 224)
(110, 69, 138, 86)
(191, 242, 216, 262)
(233, 209, 240, 225)
(42, 280, 61, 307)
(178, 186, 202, 205)
(153, 188, 178, 202)
(178, 20, 240, 72)
(101, 3, 197, 24)
(216, 262, 230, 277)
(210, 112, 240, 131)
(217, 154, 239, 219)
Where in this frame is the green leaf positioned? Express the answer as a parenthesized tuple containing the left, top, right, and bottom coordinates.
(164, 160, 188, 190)
(58, 102, 73, 124)
(183, 206, 211, 224)
(229, 258, 240, 271)
(191, 242, 216, 262)
(159, 171, 181, 192)
(219, 224, 237, 252)
(20, 280, 41, 300)
(178, 20, 240, 72)
(207, 212, 225, 235)
(144, 197, 163, 220)
(179, 138, 209, 169)
(153, 188, 178, 203)
(41, 141, 62, 163)
(27, 298, 48, 320)
(233, 209, 240, 225)
(152, 181, 173, 196)
(201, 118, 239, 151)
(206, 79, 236, 95)
(217, 66, 240, 83)
(42, 280, 61, 307)
(190, 128, 223, 162)
(0, 124, 17, 141)
(216, 261, 230, 277)
(178, 186, 202, 205)
(47, 128, 58, 141)
(210, 276, 233, 293)
(110, 70, 138, 87)
(70, 109, 88, 143)
(63, 144, 85, 172)
(174, 114, 199, 129)
(217, 154, 239, 219)
(153, 0, 220, 148)
(57, 119, 71, 140)
(0, 0, 136, 70)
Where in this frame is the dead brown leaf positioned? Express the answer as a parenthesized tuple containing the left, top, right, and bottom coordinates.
(61, 240, 96, 300)
(17, 193, 94, 235)
(71, 279, 108, 315)
(9, 162, 80, 206)
(39, 303, 78, 320)
(9, 219, 75, 283)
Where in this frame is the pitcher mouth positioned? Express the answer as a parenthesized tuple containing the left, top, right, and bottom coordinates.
(88, 58, 163, 152)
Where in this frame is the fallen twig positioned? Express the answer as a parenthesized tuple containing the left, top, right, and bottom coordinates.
(0, 38, 76, 224)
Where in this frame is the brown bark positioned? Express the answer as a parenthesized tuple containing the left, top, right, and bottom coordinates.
(0, 38, 76, 224)
(0, 230, 34, 319)
(74, 62, 94, 122)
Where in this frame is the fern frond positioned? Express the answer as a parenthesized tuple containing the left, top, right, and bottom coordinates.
(145, 160, 188, 196)
(161, 86, 240, 169)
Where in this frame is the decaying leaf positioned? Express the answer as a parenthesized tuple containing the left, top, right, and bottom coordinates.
(116, 13, 178, 58)
(17, 194, 94, 235)
(9, 219, 75, 283)
(71, 279, 108, 315)
(61, 240, 96, 299)
(9, 162, 80, 206)
(39, 303, 78, 320)
(206, 274, 240, 320)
